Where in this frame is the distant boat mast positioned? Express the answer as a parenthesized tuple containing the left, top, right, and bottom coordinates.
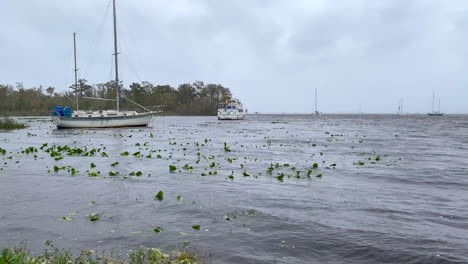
(432, 91, 435, 113)
(314, 88, 318, 114)
(397, 98, 403, 115)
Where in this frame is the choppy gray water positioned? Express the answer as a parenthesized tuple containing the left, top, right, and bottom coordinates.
(1, 115, 468, 263)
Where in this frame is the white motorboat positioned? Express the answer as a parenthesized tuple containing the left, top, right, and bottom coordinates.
(217, 99, 246, 120)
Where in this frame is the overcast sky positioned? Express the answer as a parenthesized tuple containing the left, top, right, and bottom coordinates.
(1, 0, 467, 114)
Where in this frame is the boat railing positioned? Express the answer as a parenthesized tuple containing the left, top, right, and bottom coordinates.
(150, 105, 165, 113)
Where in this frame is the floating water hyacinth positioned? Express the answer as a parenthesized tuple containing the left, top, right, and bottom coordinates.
(153, 227, 164, 233)
(88, 171, 101, 177)
(155, 191, 164, 201)
(183, 164, 194, 170)
(224, 142, 231, 152)
(88, 213, 100, 221)
(276, 173, 284, 181)
(266, 167, 274, 174)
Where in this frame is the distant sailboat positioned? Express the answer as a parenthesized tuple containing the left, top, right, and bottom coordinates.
(397, 98, 404, 115)
(314, 88, 321, 116)
(427, 92, 444, 116)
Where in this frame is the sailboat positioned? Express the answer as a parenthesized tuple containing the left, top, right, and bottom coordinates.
(53, 0, 162, 128)
(313, 88, 321, 116)
(397, 98, 404, 115)
(427, 92, 444, 116)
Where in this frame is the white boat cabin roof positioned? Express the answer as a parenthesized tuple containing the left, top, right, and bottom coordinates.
(73, 110, 139, 118)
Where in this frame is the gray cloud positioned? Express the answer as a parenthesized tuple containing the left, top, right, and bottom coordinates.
(1, 0, 467, 113)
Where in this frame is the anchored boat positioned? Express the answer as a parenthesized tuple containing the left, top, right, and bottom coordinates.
(53, 0, 162, 128)
(217, 99, 246, 120)
(427, 91, 444, 116)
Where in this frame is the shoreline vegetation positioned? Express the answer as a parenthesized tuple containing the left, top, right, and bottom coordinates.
(0, 117, 27, 130)
(0, 241, 199, 264)
(0, 81, 233, 116)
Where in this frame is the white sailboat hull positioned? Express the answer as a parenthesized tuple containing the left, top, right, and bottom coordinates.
(54, 113, 154, 128)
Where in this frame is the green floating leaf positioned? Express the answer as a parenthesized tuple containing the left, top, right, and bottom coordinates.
(154, 227, 164, 233)
(223, 143, 231, 152)
(244, 209, 259, 216)
(109, 171, 119, 176)
(192, 225, 200, 231)
(177, 195, 183, 200)
(88, 213, 100, 221)
(242, 172, 250, 177)
(183, 164, 194, 170)
(90, 163, 96, 168)
(155, 191, 164, 201)
(312, 163, 319, 168)
(129, 171, 142, 176)
(121, 151, 129, 157)
(111, 162, 119, 166)
(169, 165, 177, 172)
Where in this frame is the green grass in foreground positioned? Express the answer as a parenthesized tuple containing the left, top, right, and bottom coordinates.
(0, 118, 27, 130)
(0, 241, 199, 264)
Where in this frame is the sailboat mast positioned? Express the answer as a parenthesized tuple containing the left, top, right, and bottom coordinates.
(112, 0, 120, 112)
(438, 99, 441, 113)
(432, 91, 435, 113)
(401, 98, 403, 114)
(73, 33, 79, 110)
(315, 88, 318, 113)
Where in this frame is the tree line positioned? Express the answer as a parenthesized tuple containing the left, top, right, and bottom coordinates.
(0, 80, 233, 116)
